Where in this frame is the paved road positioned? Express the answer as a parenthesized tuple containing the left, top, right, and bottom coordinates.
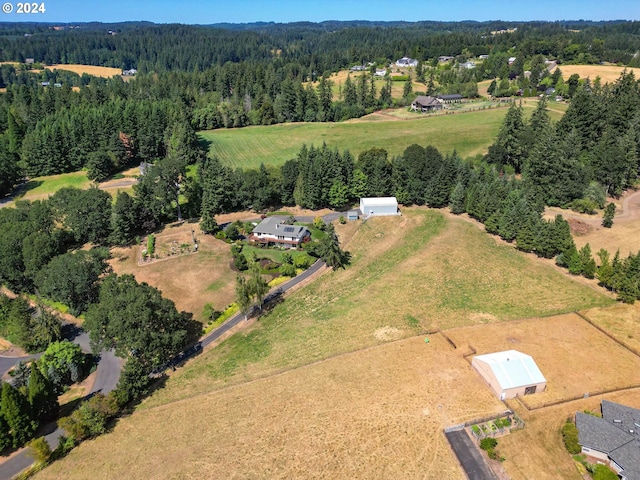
(445, 429, 497, 480)
(201, 258, 325, 349)
(0, 328, 122, 480)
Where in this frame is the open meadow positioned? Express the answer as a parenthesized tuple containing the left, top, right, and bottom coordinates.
(32, 208, 620, 479)
(138, 209, 611, 407)
(35, 334, 506, 480)
(44, 64, 123, 78)
(203, 108, 509, 169)
(553, 64, 640, 83)
(446, 313, 640, 408)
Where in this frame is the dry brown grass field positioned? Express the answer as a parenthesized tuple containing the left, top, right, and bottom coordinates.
(138, 209, 610, 408)
(446, 313, 640, 408)
(580, 303, 640, 353)
(33, 209, 619, 479)
(499, 389, 640, 480)
(36, 334, 506, 480)
(109, 221, 235, 323)
(45, 64, 122, 78)
(554, 64, 640, 83)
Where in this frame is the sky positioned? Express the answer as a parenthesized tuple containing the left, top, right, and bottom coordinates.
(0, 0, 638, 24)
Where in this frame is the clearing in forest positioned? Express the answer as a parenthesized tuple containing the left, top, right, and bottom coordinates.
(553, 64, 640, 83)
(45, 64, 123, 78)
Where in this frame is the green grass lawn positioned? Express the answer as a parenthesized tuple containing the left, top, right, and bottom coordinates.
(17, 171, 90, 201)
(200, 108, 510, 170)
(201, 101, 565, 171)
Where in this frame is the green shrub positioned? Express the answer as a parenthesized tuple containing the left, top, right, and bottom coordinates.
(562, 419, 581, 454)
(479, 438, 497, 451)
(279, 263, 297, 277)
(569, 198, 598, 215)
(592, 464, 619, 480)
(471, 425, 481, 434)
(146, 234, 155, 257)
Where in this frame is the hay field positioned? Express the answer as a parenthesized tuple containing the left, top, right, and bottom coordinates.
(499, 389, 640, 480)
(109, 222, 235, 323)
(580, 303, 640, 353)
(35, 334, 506, 480)
(202, 108, 509, 170)
(45, 64, 122, 78)
(142, 209, 611, 407)
(554, 64, 640, 83)
(446, 313, 640, 408)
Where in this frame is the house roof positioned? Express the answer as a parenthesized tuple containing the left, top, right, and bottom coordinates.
(473, 350, 546, 390)
(412, 95, 441, 107)
(576, 400, 640, 480)
(360, 197, 398, 208)
(252, 216, 309, 239)
(437, 94, 463, 100)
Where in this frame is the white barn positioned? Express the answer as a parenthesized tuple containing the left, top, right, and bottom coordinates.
(359, 197, 399, 217)
(472, 350, 547, 400)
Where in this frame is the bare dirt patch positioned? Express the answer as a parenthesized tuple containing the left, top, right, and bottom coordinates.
(36, 334, 505, 480)
(446, 313, 640, 408)
(373, 325, 402, 341)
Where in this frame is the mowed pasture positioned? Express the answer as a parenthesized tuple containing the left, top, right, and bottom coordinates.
(45, 64, 123, 78)
(109, 221, 236, 323)
(446, 313, 640, 408)
(142, 209, 611, 407)
(203, 108, 508, 170)
(554, 64, 640, 83)
(35, 334, 506, 480)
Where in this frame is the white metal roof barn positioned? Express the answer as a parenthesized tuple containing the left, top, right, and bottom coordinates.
(359, 197, 399, 217)
(472, 350, 547, 400)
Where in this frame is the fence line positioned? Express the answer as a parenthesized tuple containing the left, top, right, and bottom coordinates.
(516, 383, 640, 411)
(575, 311, 640, 359)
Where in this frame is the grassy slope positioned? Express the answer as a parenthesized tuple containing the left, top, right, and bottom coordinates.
(142, 209, 612, 407)
(203, 108, 504, 169)
(202, 106, 564, 170)
(35, 209, 613, 480)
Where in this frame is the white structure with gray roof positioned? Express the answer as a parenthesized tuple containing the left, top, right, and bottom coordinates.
(248, 216, 310, 248)
(472, 350, 547, 400)
(576, 400, 640, 480)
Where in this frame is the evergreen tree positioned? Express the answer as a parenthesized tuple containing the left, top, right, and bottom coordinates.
(1, 382, 36, 448)
(602, 202, 616, 228)
(110, 191, 139, 245)
(0, 413, 11, 451)
(449, 182, 466, 214)
(28, 363, 59, 422)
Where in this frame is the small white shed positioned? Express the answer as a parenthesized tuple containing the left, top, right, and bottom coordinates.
(359, 197, 399, 217)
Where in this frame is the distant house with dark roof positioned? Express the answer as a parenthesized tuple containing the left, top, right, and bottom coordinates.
(438, 56, 455, 63)
(576, 400, 640, 480)
(411, 95, 442, 112)
(248, 217, 310, 248)
(437, 93, 463, 103)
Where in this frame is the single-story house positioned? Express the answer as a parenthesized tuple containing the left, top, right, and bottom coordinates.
(472, 350, 547, 400)
(438, 56, 455, 63)
(576, 400, 640, 480)
(478, 54, 489, 60)
(396, 56, 418, 68)
(460, 61, 476, 69)
(374, 68, 387, 77)
(25, 58, 34, 64)
(350, 65, 366, 72)
(437, 93, 463, 103)
(359, 197, 399, 217)
(347, 210, 359, 221)
(508, 56, 517, 65)
(411, 95, 442, 112)
(122, 68, 137, 76)
(248, 216, 311, 248)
